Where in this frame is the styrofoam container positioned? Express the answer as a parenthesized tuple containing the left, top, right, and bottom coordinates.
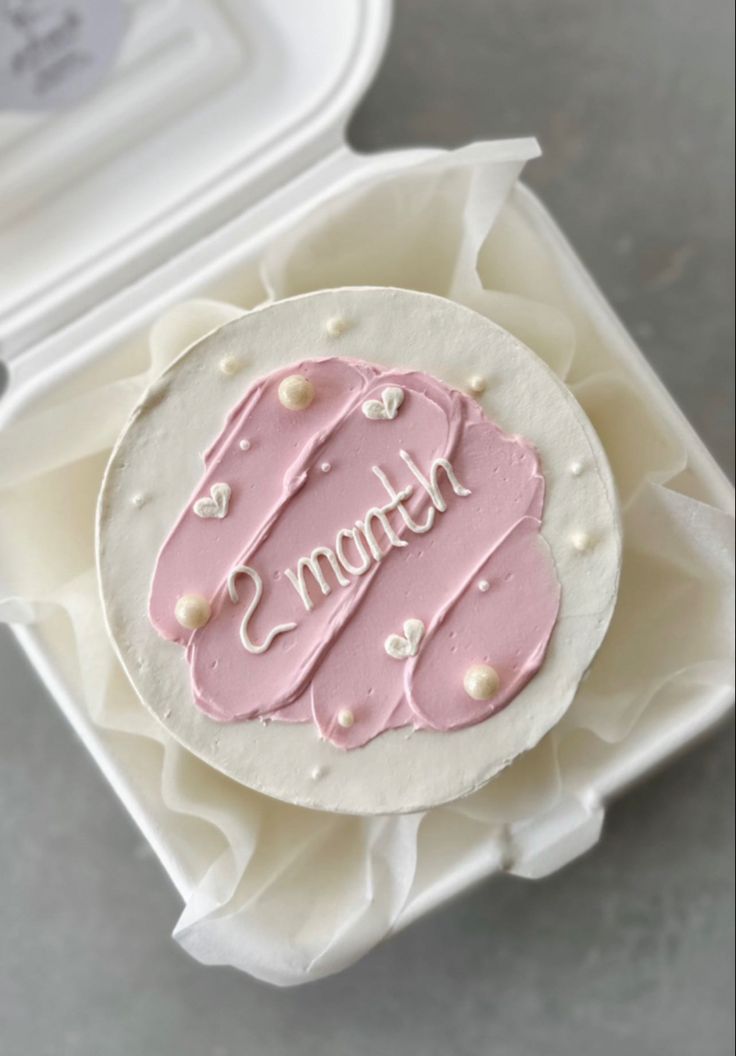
(0, 0, 733, 927)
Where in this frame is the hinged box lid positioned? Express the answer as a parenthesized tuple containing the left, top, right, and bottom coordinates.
(0, 0, 391, 361)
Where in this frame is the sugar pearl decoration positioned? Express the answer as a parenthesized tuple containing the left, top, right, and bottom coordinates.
(478, 579, 490, 593)
(321, 461, 332, 473)
(571, 531, 593, 553)
(174, 594, 211, 630)
(310, 765, 327, 781)
(131, 493, 147, 509)
(239, 439, 251, 451)
(219, 355, 241, 376)
(569, 460, 584, 477)
(463, 664, 500, 701)
(326, 316, 348, 337)
(468, 375, 488, 395)
(337, 708, 355, 728)
(278, 374, 314, 411)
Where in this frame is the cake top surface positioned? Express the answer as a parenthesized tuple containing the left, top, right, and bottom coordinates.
(97, 287, 621, 814)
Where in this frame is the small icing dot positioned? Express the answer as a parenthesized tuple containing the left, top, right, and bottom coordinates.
(468, 375, 488, 395)
(570, 461, 584, 477)
(321, 462, 332, 473)
(325, 316, 348, 337)
(464, 664, 500, 701)
(131, 493, 147, 509)
(337, 708, 354, 728)
(279, 374, 314, 411)
(571, 531, 593, 553)
(174, 594, 211, 630)
(239, 439, 251, 451)
(219, 355, 241, 376)
(478, 579, 491, 593)
(310, 765, 327, 781)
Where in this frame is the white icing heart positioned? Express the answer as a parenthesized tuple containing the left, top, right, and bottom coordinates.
(362, 386, 405, 421)
(385, 618, 425, 660)
(193, 482, 231, 519)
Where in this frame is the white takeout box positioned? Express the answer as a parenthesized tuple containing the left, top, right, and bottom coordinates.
(1, 0, 733, 941)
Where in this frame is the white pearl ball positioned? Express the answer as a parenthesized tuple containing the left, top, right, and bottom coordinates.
(174, 594, 211, 630)
(571, 531, 592, 553)
(468, 375, 488, 395)
(278, 374, 314, 411)
(219, 355, 241, 376)
(326, 316, 349, 337)
(337, 708, 355, 728)
(478, 579, 490, 593)
(463, 664, 500, 701)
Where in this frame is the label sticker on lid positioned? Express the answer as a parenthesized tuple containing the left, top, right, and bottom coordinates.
(0, 0, 125, 111)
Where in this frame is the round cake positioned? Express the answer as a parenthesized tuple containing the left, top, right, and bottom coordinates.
(97, 287, 621, 813)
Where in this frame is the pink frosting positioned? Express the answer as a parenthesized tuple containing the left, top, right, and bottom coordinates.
(148, 358, 561, 749)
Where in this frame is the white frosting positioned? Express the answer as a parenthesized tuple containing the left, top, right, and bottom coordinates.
(399, 451, 471, 513)
(192, 482, 231, 520)
(385, 619, 425, 660)
(97, 287, 621, 815)
(227, 565, 297, 654)
(362, 386, 404, 421)
(335, 527, 372, 576)
(279, 452, 467, 610)
(372, 467, 434, 534)
(284, 548, 351, 611)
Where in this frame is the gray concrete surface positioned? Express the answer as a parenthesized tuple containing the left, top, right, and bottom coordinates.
(1, 1, 734, 1054)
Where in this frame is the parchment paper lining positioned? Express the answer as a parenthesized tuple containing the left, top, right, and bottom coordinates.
(1, 142, 732, 986)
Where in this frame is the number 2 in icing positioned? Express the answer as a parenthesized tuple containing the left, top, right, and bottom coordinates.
(227, 565, 296, 654)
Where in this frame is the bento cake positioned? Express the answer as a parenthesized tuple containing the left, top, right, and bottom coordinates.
(97, 288, 621, 814)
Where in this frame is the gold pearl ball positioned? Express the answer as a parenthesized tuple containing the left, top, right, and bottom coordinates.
(278, 374, 314, 411)
(463, 664, 500, 701)
(174, 594, 211, 630)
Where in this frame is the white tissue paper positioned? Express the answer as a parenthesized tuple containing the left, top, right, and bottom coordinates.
(0, 142, 733, 986)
